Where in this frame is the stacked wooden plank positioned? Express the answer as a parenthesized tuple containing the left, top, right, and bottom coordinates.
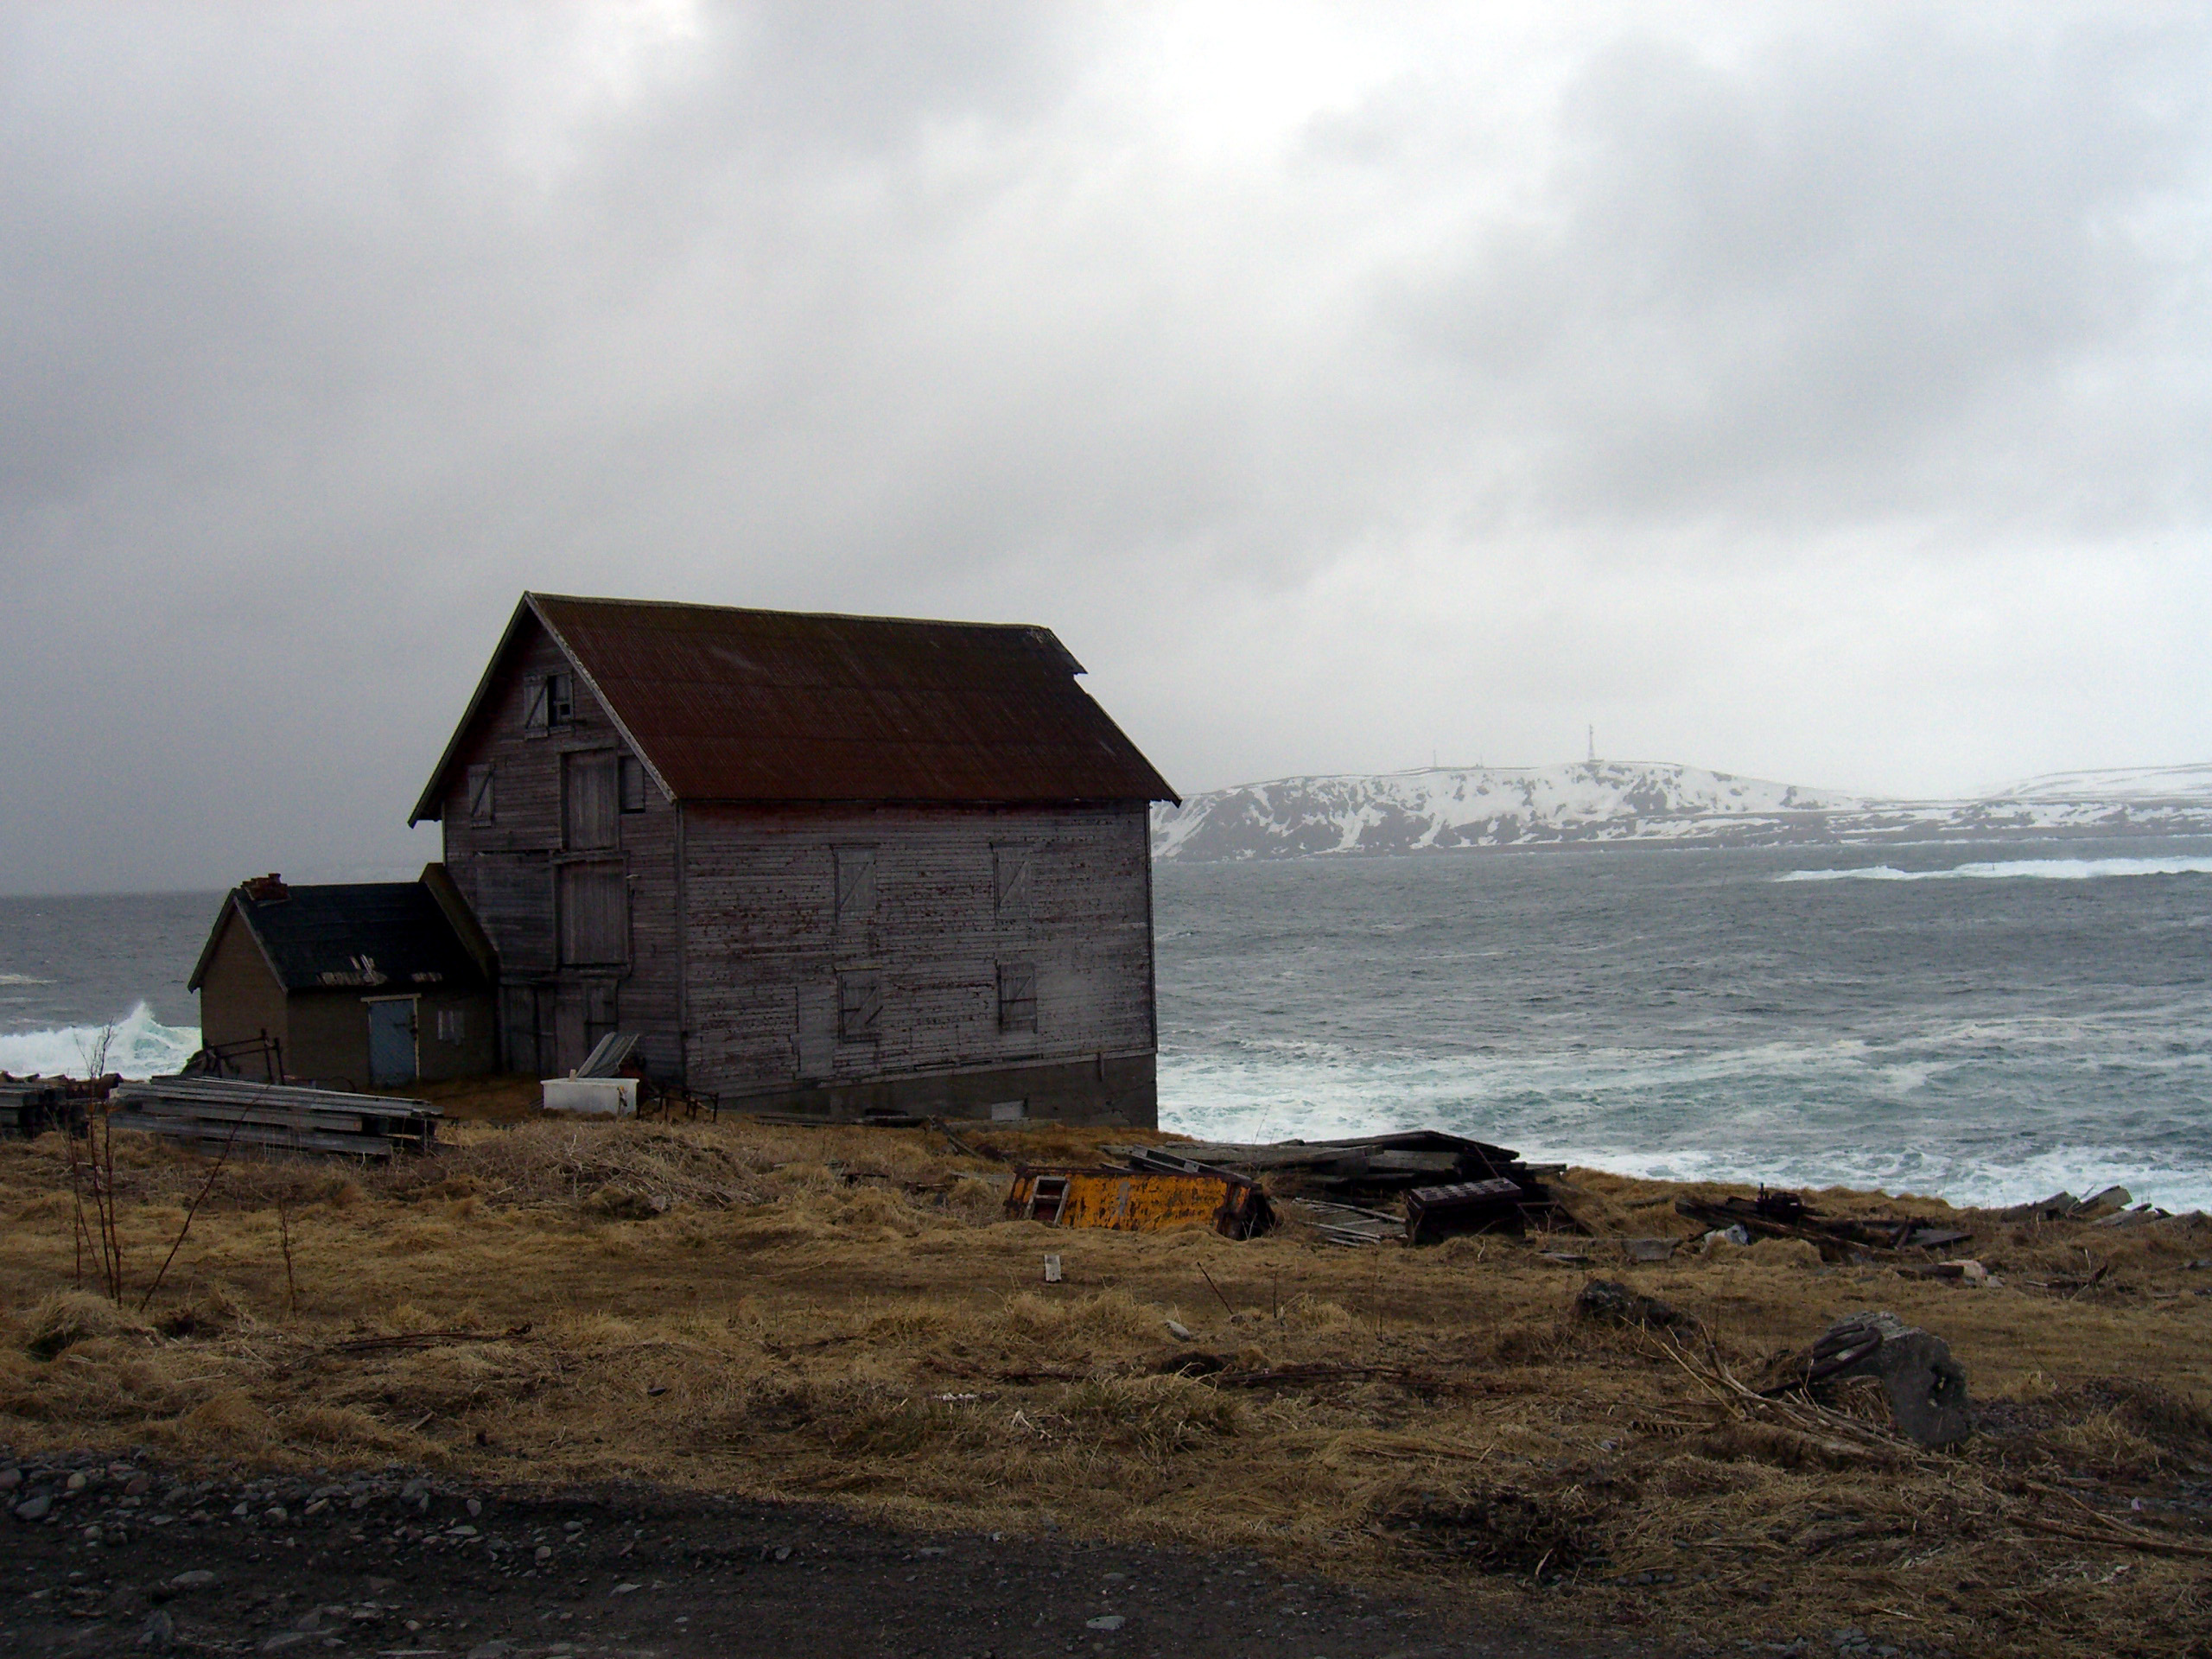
(0, 1074, 115, 1139)
(107, 1077, 440, 1159)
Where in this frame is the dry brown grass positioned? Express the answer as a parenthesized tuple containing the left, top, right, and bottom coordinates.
(3, 1105, 2210, 1657)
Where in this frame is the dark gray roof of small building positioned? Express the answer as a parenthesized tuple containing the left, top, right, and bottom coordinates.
(188, 882, 489, 995)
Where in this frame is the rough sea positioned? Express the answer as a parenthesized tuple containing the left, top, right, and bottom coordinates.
(4, 836, 2209, 1211)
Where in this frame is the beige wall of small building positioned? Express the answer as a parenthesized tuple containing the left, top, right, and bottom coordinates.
(195, 910, 291, 1058)
(286, 988, 498, 1090)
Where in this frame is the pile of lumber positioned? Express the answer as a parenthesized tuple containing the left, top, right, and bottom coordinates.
(0, 1074, 111, 1139)
(1117, 1132, 1575, 1241)
(107, 1077, 440, 1159)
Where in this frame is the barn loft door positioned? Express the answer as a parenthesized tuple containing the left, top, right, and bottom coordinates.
(564, 752, 620, 850)
(559, 861, 628, 966)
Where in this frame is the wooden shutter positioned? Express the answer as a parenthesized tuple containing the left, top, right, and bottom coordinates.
(837, 970, 882, 1042)
(564, 753, 620, 849)
(522, 677, 549, 733)
(559, 861, 628, 965)
(467, 765, 495, 823)
(833, 846, 877, 943)
(997, 961, 1038, 1033)
(619, 754, 647, 813)
(993, 843, 1032, 924)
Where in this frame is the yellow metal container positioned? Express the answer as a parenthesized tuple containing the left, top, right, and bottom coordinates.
(1005, 1165, 1273, 1239)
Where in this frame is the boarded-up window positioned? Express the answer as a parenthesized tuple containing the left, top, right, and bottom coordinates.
(524, 672, 575, 733)
(435, 1007, 467, 1044)
(997, 961, 1038, 1033)
(467, 765, 495, 823)
(993, 842, 1032, 924)
(837, 970, 881, 1043)
(559, 861, 628, 965)
(619, 754, 648, 813)
(564, 752, 620, 850)
(833, 845, 877, 942)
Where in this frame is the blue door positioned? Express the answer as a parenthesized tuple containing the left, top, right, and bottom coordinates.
(368, 1000, 416, 1087)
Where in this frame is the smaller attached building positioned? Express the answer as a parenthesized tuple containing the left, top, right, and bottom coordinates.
(188, 869, 498, 1089)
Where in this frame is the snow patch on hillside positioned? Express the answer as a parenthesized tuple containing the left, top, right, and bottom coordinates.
(1994, 764, 2212, 802)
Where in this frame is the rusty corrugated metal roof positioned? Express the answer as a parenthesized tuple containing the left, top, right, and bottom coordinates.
(411, 594, 1176, 820)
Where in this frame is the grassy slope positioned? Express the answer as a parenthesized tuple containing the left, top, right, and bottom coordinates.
(3, 1103, 2209, 1657)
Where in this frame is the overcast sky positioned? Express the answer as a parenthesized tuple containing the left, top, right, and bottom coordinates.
(6, 3, 2212, 893)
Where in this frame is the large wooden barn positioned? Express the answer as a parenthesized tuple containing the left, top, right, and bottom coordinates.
(409, 594, 1178, 1126)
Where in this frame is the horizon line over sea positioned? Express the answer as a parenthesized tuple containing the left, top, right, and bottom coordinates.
(5, 837, 2210, 1211)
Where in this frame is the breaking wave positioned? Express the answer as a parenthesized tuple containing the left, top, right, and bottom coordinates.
(0, 1003, 200, 1080)
(1777, 855, 2212, 883)
(0, 974, 55, 986)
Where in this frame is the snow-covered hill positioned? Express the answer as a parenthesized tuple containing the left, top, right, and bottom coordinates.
(1150, 760, 2212, 861)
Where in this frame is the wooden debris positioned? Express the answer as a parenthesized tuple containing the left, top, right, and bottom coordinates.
(1117, 1132, 1575, 1236)
(1278, 1198, 1402, 1247)
(1675, 1188, 1970, 1261)
(1405, 1178, 1524, 1243)
(1576, 1279, 1694, 1332)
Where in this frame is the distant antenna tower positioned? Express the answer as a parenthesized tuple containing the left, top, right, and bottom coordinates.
(1588, 723, 1596, 764)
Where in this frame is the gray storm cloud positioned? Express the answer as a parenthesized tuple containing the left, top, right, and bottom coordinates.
(3, 3, 2210, 892)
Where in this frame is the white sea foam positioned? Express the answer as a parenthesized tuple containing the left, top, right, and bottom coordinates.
(1777, 855, 2212, 883)
(0, 1003, 200, 1080)
(0, 974, 55, 986)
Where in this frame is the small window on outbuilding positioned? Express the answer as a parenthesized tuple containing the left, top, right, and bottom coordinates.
(997, 961, 1038, 1033)
(837, 970, 882, 1043)
(436, 1007, 467, 1044)
(467, 765, 495, 823)
(619, 754, 648, 813)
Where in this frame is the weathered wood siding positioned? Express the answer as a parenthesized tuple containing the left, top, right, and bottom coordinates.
(436, 619, 684, 1077)
(680, 803, 1156, 1099)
